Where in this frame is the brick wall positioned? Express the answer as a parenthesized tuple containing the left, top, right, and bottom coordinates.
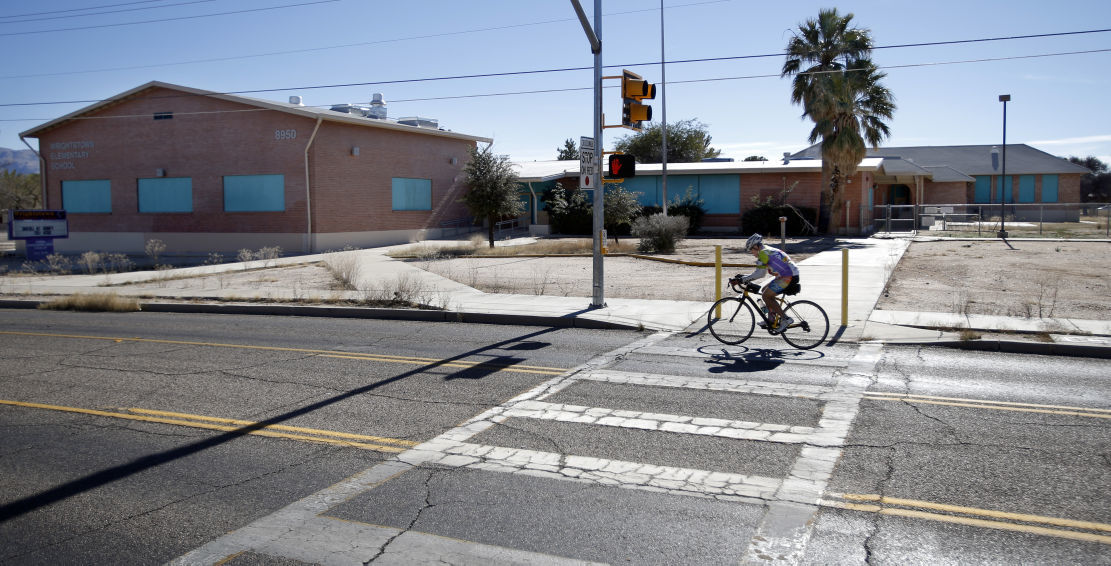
(33, 85, 477, 251)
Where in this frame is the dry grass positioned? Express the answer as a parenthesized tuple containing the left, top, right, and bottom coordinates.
(389, 239, 639, 259)
(38, 292, 141, 312)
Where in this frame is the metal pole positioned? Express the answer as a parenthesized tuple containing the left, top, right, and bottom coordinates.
(998, 95, 1010, 239)
(659, 0, 668, 216)
(714, 245, 722, 318)
(591, 0, 605, 308)
(841, 248, 849, 327)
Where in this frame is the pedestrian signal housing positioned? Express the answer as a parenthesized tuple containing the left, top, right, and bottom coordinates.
(606, 154, 636, 178)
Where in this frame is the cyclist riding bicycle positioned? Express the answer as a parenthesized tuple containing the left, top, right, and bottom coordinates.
(730, 233, 800, 332)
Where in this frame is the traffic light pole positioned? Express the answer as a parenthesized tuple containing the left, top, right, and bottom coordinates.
(571, 0, 606, 308)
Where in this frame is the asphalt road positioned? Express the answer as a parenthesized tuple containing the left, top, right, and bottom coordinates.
(0, 309, 1108, 565)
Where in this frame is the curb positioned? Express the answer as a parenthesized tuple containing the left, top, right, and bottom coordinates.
(0, 299, 641, 331)
(882, 337, 1111, 359)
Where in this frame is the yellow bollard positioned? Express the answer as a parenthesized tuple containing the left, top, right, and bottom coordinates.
(715, 245, 722, 318)
(841, 247, 849, 326)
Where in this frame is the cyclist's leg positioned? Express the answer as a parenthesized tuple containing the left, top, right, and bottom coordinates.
(763, 277, 790, 318)
(765, 277, 793, 330)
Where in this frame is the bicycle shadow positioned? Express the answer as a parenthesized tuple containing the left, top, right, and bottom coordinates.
(697, 344, 826, 374)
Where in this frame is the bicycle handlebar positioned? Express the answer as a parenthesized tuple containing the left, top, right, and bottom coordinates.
(728, 279, 762, 294)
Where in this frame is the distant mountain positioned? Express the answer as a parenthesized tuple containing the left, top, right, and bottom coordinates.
(0, 147, 39, 174)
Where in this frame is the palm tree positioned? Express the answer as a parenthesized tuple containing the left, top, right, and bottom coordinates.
(804, 61, 895, 229)
(782, 8, 895, 233)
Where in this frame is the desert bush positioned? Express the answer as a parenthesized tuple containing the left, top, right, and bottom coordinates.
(237, 248, 254, 263)
(639, 188, 706, 235)
(145, 239, 166, 266)
(106, 253, 134, 273)
(632, 213, 689, 253)
(256, 246, 283, 260)
(324, 252, 359, 290)
(203, 252, 224, 265)
(45, 253, 72, 274)
(79, 251, 104, 274)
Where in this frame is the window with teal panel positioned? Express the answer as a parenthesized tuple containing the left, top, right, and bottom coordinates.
(665, 176, 700, 206)
(224, 174, 284, 212)
(1041, 175, 1058, 202)
(138, 177, 192, 213)
(62, 179, 111, 213)
(973, 176, 992, 203)
(698, 175, 740, 213)
(1018, 175, 1035, 203)
(391, 178, 432, 210)
(1003, 177, 1013, 203)
(618, 176, 658, 206)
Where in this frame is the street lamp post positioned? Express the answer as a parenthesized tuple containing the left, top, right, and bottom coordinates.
(997, 94, 1011, 239)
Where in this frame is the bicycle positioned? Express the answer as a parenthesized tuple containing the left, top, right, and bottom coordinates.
(706, 278, 830, 350)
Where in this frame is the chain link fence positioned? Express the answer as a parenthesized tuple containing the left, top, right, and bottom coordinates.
(870, 203, 1111, 238)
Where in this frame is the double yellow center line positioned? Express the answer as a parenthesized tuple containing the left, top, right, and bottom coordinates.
(824, 493, 1111, 545)
(0, 399, 418, 453)
(0, 330, 568, 376)
(863, 391, 1111, 419)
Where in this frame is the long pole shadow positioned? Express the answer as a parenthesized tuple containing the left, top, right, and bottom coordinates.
(0, 326, 562, 522)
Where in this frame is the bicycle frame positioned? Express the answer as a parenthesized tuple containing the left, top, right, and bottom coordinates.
(707, 280, 830, 350)
(730, 281, 786, 333)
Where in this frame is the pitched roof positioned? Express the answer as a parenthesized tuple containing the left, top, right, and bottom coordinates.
(788, 143, 1089, 176)
(20, 81, 492, 144)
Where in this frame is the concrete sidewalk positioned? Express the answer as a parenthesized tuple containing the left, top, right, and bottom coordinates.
(1, 237, 1108, 357)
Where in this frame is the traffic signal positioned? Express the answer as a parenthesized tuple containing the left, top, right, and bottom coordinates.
(607, 154, 636, 179)
(620, 69, 655, 130)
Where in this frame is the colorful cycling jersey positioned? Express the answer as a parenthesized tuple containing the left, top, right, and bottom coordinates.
(755, 245, 799, 278)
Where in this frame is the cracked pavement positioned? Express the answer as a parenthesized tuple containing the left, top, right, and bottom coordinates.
(2, 310, 1109, 564)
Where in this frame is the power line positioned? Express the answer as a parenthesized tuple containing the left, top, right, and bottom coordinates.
(0, 0, 730, 80)
(2, 47, 1107, 121)
(3, 23, 1109, 108)
(0, 0, 339, 37)
(0, 0, 219, 25)
(0, 0, 185, 19)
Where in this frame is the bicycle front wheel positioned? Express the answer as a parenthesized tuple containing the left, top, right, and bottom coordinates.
(707, 297, 755, 345)
(779, 299, 829, 350)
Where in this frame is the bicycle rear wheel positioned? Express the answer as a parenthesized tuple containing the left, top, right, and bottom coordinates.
(779, 300, 829, 350)
(707, 297, 755, 345)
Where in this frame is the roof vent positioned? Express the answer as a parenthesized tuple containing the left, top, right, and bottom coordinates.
(398, 116, 439, 129)
(289, 95, 304, 106)
(367, 93, 387, 119)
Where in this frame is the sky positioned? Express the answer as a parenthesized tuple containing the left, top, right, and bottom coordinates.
(2, 0, 1109, 167)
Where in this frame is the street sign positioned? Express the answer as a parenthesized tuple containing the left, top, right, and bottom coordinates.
(579, 136, 596, 188)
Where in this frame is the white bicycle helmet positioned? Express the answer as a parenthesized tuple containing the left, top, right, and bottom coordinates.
(745, 233, 763, 251)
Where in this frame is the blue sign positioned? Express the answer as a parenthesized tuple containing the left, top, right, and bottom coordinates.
(25, 237, 55, 261)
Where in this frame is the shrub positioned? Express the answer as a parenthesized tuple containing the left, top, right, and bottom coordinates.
(543, 183, 592, 235)
(45, 253, 72, 274)
(106, 253, 134, 273)
(79, 251, 104, 274)
(639, 187, 706, 235)
(145, 239, 166, 266)
(741, 205, 818, 236)
(632, 213, 689, 253)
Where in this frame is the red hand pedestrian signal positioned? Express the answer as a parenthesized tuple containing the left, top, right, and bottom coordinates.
(607, 154, 636, 179)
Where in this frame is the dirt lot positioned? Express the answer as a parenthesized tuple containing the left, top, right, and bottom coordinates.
(409, 238, 1111, 320)
(3, 237, 1109, 322)
(406, 237, 829, 303)
(874, 239, 1111, 320)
